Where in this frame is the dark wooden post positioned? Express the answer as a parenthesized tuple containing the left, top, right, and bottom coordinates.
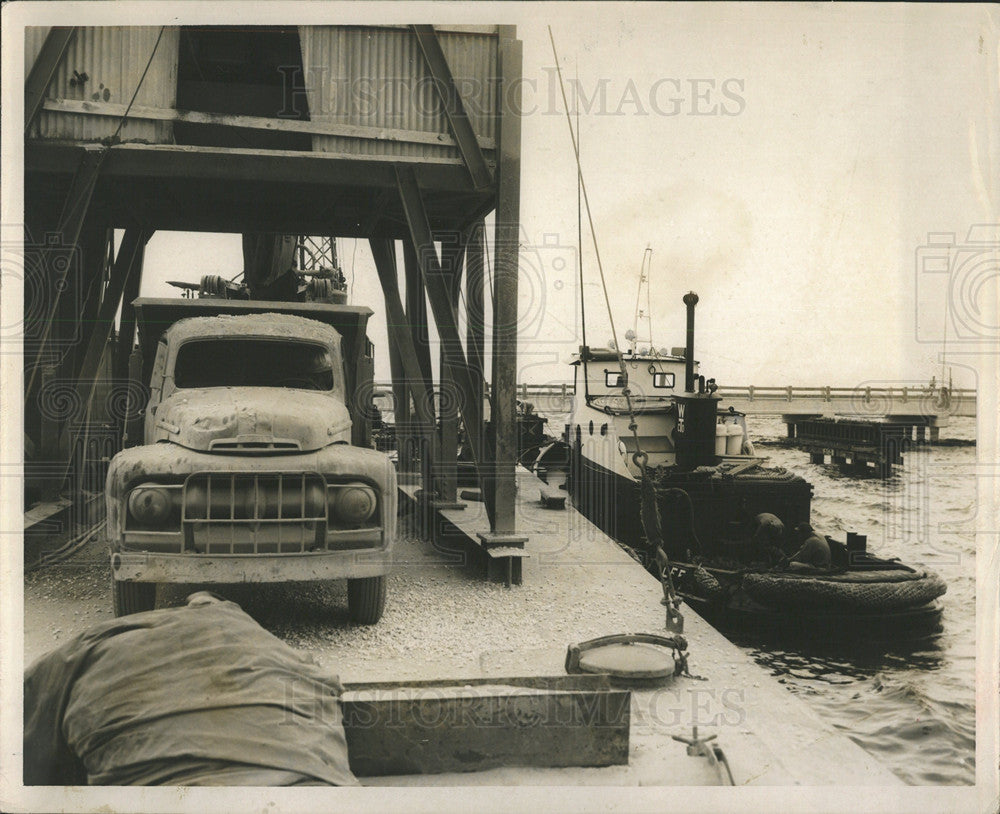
(465, 220, 487, 501)
(435, 237, 467, 506)
(387, 323, 411, 469)
(485, 28, 524, 537)
(75, 225, 113, 379)
(62, 226, 152, 492)
(396, 168, 489, 495)
(403, 239, 435, 496)
(370, 238, 437, 496)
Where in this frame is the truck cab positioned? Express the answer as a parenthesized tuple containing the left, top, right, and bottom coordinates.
(107, 298, 395, 623)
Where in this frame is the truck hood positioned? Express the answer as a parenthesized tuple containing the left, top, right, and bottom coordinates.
(152, 387, 352, 453)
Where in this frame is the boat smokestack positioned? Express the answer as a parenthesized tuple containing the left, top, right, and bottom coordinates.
(683, 291, 698, 393)
(674, 290, 719, 470)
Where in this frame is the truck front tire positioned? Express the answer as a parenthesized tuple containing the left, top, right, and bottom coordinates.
(347, 576, 386, 624)
(112, 577, 157, 616)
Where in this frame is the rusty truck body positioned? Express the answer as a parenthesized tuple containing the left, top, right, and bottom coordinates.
(106, 297, 395, 623)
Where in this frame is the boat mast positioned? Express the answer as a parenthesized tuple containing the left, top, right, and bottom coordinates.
(576, 63, 589, 401)
(576, 66, 587, 352)
(631, 246, 653, 354)
(550, 26, 683, 633)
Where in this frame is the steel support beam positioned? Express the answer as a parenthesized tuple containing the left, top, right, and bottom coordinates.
(25, 27, 76, 134)
(369, 238, 437, 494)
(488, 32, 524, 535)
(396, 166, 491, 522)
(411, 25, 493, 191)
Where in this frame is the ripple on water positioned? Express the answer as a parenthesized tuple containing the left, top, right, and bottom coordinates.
(728, 416, 977, 785)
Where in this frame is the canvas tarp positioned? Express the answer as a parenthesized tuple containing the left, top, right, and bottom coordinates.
(23, 593, 357, 786)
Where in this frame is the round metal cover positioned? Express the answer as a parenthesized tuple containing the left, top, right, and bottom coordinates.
(576, 642, 676, 679)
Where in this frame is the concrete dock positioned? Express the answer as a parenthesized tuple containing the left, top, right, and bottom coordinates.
(355, 467, 901, 786)
(22, 467, 903, 787)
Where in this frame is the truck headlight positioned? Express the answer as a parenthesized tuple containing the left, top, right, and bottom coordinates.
(329, 483, 377, 525)
(127, 484, 176, 527)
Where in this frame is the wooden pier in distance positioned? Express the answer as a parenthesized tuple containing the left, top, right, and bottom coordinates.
(784, 417, 918, 478)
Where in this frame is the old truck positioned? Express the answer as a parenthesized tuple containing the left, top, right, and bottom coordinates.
(106, 297, 396, 623)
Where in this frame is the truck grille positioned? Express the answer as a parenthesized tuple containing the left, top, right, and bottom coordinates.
(208, 439, 302, 452)
(182, 471, 327, 554)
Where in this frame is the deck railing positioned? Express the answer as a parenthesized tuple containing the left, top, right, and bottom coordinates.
(374, 382, 975, 409)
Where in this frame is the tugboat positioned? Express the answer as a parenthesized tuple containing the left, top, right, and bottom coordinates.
(540, 291, 946, 640)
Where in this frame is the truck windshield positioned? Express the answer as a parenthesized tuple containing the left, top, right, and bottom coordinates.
(174, 338, 336, 391)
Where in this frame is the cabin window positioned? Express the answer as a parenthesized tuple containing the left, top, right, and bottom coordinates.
(605, 371, 626, 388)
(653, 372, 676, 389)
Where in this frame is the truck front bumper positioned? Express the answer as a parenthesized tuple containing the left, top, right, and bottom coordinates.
(111, 549, 392, 583)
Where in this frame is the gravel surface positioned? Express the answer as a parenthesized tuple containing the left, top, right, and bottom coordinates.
(21, 471, 903, 786)
(24, 513, 674, 682)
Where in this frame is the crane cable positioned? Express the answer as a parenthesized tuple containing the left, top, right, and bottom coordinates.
(547, 28, 681, 620)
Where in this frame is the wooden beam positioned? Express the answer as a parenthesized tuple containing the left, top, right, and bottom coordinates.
(386, 321, 411, 471)
(436, 238, 467, 503)
(27, 144, 496, 238)
(403, 240, 434, 390)
(402, 239, 435, 489)
(369, 238, 438, 494)
(40, 97, 496, 150)
(349, 325, 375, 449)
(396, 166, 491, 522)
(26, 146, 105, 396)
(412, 25, 494, 191)
(342, 675, 630, 777)
(359, 189, 392, 238)
(489, 34, 524, 535)
(114, 243, 144, 385)
(25, 28, 76, 134)
(74, 226, 113, 378)
(26, 142, 489, 193)
(464, 221, 487, 496)
(62, 227, 151, 490)
(72, 228, 151, 398)
(465, 220, 487, 393)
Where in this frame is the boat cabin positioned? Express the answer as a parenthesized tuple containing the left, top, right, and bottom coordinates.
(572, 346, 691, 409)
(567, 345, 751, 478)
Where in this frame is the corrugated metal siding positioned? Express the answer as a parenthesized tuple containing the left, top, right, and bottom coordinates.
(25, 26, 179, 143)
(299, 26, 498, 160)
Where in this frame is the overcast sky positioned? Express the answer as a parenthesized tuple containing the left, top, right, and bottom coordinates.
(124, 4, 998, 391)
